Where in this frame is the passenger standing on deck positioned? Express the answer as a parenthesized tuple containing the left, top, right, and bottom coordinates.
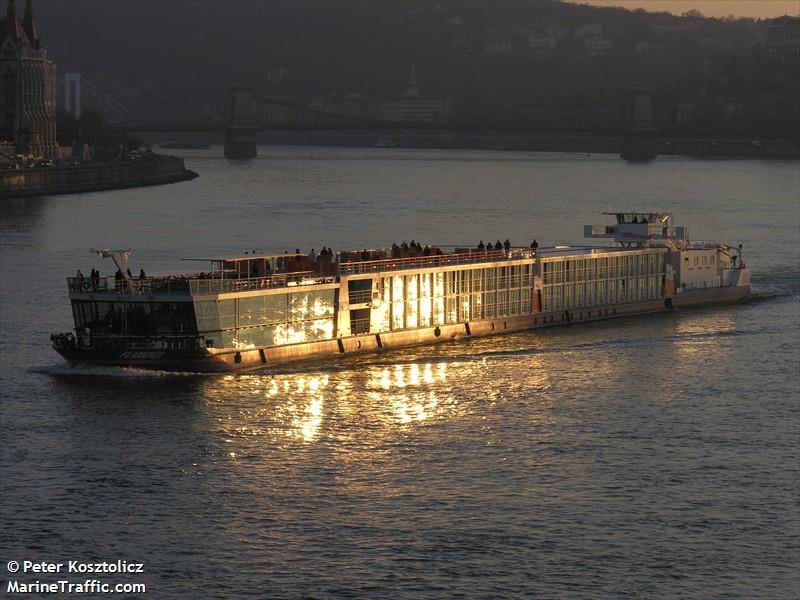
(139, 268, 146, 279)
(309, 248, 317, 263)
(477, 240, 485, 251)
(494, 240, 502, 250)
(531, 239, 539, 250)
(504, 239, 511, 252)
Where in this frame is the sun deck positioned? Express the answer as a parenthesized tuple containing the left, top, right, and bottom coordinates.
(68, 242, 688, 299)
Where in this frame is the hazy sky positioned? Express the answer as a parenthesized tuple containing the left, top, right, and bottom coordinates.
(564, 1, 800, 19)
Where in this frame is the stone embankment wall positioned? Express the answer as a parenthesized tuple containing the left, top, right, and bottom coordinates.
(0, 155, 198, 199)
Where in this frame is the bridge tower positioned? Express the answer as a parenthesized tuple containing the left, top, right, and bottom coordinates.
(621, 85, 657, 162)
(224, 84, 258, 159)
(64, 73, 82, 118)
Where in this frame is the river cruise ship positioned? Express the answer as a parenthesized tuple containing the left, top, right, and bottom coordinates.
(51, 212, 750, 372)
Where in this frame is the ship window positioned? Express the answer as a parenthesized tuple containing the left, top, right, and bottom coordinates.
(235, 326, 275, 348)
(239, 296, 265, 327)
(264, 294, 288, 323)
(194, 301, 220, 331)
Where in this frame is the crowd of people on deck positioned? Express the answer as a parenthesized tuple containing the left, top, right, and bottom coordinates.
(389, 241, 444, 259)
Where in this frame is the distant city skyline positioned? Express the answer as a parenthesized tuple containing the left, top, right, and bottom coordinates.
(564, 0, 800, 19)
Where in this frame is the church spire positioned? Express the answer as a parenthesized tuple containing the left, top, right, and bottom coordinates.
(23, 0, 37, 44)
(403, 61, 420, 98)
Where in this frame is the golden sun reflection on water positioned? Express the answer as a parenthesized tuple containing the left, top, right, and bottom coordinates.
(670, 311, 737, 357)
(208, 361, 460, 445)
(365, 362, 449, 425)
(206, 341, 569, 453)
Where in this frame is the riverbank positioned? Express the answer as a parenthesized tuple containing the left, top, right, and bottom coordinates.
(249, 130, 800, 159)
(0, 154, 198, 199)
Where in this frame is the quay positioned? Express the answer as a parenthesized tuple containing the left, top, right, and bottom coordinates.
(0, 155, 198, 200)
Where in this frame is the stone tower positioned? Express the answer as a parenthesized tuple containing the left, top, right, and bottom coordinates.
(0, 0, 58, 159)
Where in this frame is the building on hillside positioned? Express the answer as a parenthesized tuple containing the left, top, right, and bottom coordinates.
(573, 24, 613, 56)
(766, 16, 800, 56)
(0, 0, 57, 159)
(481, 26, 514, 56)
(309, 93, 384, 123)
(383, 64, 451, 124)
(527, 29, 558, 54)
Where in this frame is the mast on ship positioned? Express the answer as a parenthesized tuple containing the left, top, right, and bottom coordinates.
(90, 248, 133, 282)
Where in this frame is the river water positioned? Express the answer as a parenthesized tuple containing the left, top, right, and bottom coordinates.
(1, 148, 798, 598)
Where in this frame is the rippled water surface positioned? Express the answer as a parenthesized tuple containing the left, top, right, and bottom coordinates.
(1, 149, 798, 598)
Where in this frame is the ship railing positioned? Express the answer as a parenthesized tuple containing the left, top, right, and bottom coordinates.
(67, 334, 208, 352)
(348, 290, 373, 304)
(68, 273, 336, 297)
(349, 318, 371, 335)
(68, 276, 191, 295)
(188, 272, 335, 296)
(685, 240, 720, 250)
(339, 248, 534, 276)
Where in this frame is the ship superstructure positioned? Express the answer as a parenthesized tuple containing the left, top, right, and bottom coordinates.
(51, 212, 750, 372)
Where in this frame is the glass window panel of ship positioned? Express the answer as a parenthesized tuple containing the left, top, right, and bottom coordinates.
(521, 287, 532, 313)
(305, 318, 334, 341)
(374, 279, 391, 333)
(446, 271, 457, 296)
(264, 294, 289, 324)
(238, 296, 267, 327)
(509, 265, 519, 288)
(194, 300, 220, 332)
(458, 295, 470, 322)
(565, 285, 574, 309)
(419, 273, 432, 328)
(483, 291, 496, 317)
(391, 276, 404, 330)
(288, 291, 312, 322)
(234, 326, 275, 349)
(309, 289, 335, 318)
(471, 269, 483, 293)
(71, 302, 82, 329)
(509, 289, 520, 315)
(405, 274, 419, 329)
(445, 296, 458, 324)
(470, 293, 482, 320)
(484, 267, 496, 290)
(218, 299, 237, 330)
